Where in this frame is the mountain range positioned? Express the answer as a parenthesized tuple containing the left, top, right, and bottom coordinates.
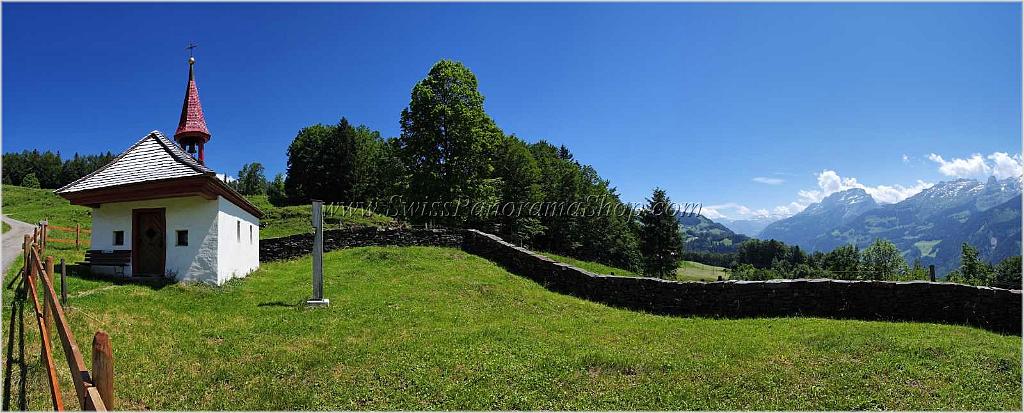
(715, 217, 776, 237)
(757, 176, 1022, 275)
(677, 214, 750, 253)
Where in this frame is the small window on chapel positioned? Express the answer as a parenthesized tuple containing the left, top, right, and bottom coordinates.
(237, 220, 241, 242)
(113, 231, 124, 246)
(176, 230, 189, 246)
(249, 225, 253, 244)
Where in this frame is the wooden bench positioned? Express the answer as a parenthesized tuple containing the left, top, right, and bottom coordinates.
(82, 250, 132, 275)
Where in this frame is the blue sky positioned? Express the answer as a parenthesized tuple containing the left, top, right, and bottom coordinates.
(3, 3, 1020, 220)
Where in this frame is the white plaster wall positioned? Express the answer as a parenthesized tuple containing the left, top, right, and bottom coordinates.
(215, 196, 260, 284)
(90, 196, 219, 283)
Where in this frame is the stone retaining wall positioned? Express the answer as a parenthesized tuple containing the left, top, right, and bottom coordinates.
(260, 227, 1021, 334)
(462, 229, 1022, 335)
(260, 227, 463, 262)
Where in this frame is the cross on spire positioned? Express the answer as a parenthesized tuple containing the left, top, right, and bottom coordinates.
(175, 43, 211, 164)
(186, 42, 198, 58)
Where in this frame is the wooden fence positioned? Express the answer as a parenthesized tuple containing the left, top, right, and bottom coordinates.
(42, 222, 91, 249)
(22, 222, 113, 411)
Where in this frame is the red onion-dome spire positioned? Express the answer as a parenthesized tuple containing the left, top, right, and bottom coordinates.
(174, 55, 211, 164)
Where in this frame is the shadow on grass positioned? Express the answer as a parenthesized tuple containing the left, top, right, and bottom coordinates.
(65, 264, 174, 291)
(3, 269, 28, 411)
(257, 301, 299, 308)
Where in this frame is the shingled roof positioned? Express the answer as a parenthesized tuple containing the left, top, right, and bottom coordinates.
(174, 59, 211, 143)
(54, 130, 263, 218)
(56, 131, 213, 194)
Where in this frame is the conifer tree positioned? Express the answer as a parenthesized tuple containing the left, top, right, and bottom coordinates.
(639, 188, 684, 278)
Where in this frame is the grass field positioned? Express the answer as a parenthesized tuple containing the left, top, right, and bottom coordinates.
(538, 252, 637, 276)
(2, 221, 9, 234)
(676, 260, 730, 282)
(246, 195, 392, 238)
(2, 185, 91, 229)
(2, 185, 1021, 409)
(538, 252, 728, 282)
(914, 239, 943, 258)
(3, 246, 1021, 410)
(2, 185, 93, 252)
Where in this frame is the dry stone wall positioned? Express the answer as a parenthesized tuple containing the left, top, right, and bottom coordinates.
(260, 227, 1021, 335)
(461, 230, 1022, 335)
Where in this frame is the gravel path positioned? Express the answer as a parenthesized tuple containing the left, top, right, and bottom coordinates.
(1, 215, 36, 274)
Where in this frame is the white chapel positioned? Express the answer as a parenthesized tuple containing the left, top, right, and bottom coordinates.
(55, 57, 262, 285)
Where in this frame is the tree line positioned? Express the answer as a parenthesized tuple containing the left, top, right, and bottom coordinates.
(2, 150, 116, 189)
(721, 237, 1021, 289)
(227, 60, 687, 275)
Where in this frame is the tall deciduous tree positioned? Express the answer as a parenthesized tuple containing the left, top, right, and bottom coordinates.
(352, 127, 407, 202)
(284, 118, 357, 204)
(991, 255, 1022, 290)
(492, 134, 544, 244)
(639, 188, 684, 278)
(398, 60, 501, 225)
(823, 244, 860, 279)
(948, 242, 993, 285)
(860, 238, 908, 280)
(267, 173, 288, 207)
(235, 162, 268, 196)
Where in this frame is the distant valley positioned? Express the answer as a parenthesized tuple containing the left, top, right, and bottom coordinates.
(686, 176, 1022, 275)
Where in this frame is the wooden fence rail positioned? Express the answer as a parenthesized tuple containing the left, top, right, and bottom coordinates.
(23, 223, 112, 411)
(44, 222, 90, 249)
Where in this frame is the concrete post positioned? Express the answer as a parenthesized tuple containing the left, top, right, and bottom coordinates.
(306, 200, 329, 307)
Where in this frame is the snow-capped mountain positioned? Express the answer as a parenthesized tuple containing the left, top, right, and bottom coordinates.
(758, 187, 879, 250)
(759, 176, 1021, 275)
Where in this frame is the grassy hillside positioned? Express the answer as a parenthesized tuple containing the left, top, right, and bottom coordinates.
(2, 185, 93, 264)
(538, 251, 637, 276)
(675, 260, 730, 281)
(3, 246, 1019, 410)
(537, 252, 728, 282)
(2, 185, 92, 229)
(246, 195, 393, 238)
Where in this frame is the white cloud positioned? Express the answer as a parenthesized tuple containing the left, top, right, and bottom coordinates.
(703, 202, 762, 220)
(926, 152, 1022, 180)
(800, 170, 932, 205)
(987, 152, 1023, 179)
(701, 207, 726, 220)
(707, 170, 932, 221)
(927, 153, 990, 178)
(901, 154, 910, 163)
(216, 173, 236, 183)
(752, 177, 785, 185)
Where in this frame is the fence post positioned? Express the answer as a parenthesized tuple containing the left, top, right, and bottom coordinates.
(61, 258, 67, 306)
(92, 331, 114, 410)
(929, 265, 936, 282)
(41, 221, 48, 256)
(29, 245, 40, 359)
(44, 257, 54, 334)
(76, 223, 81, 250)
(23, 234, 31, 275)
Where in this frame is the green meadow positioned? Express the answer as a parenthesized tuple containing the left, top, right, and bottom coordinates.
(2, 185, 1020, 410)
